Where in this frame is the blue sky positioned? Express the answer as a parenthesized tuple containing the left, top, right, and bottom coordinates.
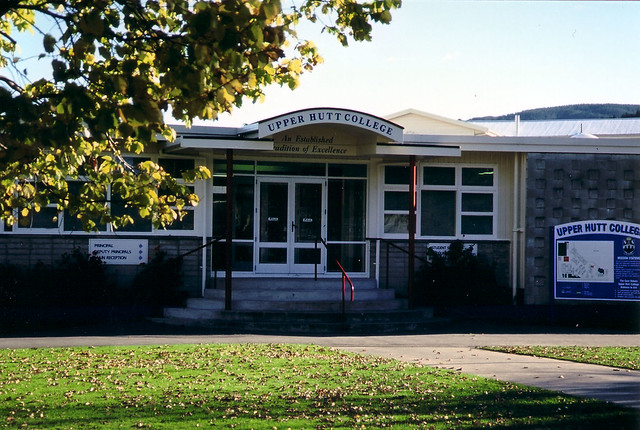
(6, 1, 639, 127)
(213, 0, 640, 126)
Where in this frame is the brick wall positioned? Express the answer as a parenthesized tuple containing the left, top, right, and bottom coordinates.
(525, 154, 640, 304)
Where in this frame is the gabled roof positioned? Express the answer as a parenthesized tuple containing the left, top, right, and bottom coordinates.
(385, 109, 494, 136)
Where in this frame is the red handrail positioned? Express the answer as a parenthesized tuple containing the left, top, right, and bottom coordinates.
(335, 259, 355, 314)
(315, 238, 355, 315)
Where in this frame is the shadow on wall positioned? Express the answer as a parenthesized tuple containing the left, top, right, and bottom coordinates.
(416, 240, 511, 306)
(0, 249, 186, 332)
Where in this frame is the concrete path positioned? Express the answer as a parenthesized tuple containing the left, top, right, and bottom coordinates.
(1, 323, 639, 411)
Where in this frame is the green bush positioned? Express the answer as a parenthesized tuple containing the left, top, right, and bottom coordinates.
(0, 249, 113, 307)
(418, 240, 510, 306)
(129, 251, 186, 308)
(0, 262, 28, 305)
(0, 249, 186, 309)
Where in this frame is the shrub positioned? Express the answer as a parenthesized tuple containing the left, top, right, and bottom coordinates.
(418, 240, 510, 306)
(49, 249, 113, 306)
(129, 251, 186, 308)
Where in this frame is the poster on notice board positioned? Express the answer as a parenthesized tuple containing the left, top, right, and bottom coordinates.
(553, 220, 640, 301)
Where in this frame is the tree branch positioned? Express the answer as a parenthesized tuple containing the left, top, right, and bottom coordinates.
(0, 75, 23, 93)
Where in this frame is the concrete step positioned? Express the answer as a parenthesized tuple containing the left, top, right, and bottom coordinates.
(198, 277, 400, 312)
(211, 277, 379, 290)
(203, 288, 395, 302)
(156, 307, 443, 335)
(178, 297, 407, 313)
(170, 277, 410, 327)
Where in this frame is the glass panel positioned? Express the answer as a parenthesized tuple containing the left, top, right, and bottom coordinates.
(257, 161, 324, 176)
(159, 185, 195, 197)
(384, 214, 408, 233)
(213, 159, 255, 174)
(328, 164, 367, 178)
(327, 244, 365, 272)
(110, 194, 152, 232)
(384, 165, 410, 184)
(461, 215, 493, 235)
(63, 182, 107, 231)
(295, 248, 321, 265)
(234, 177, 254, 239)
(212, 242, 254, 271)
(158, 158, 195, 178)
(421, 190, 455, 236)
(462, 167, 494, 186)
(295, 183, 322, 243)
(462, 193, 493, 212)
(212, 177, 227, 187)
(233, 243, 254, 271)
(119, 157, 151, 175)
(259, 248, 287, 264)
(423, 166, 455, 185)
(212, 176, 254, 239)
(384, 191, 409, 210)
(212, 193, 226, 237)
(165, 210, 194, 230)
(328, 179, 366, 241)
(19, 207, 58, 229)
(259, 182, 287, 242)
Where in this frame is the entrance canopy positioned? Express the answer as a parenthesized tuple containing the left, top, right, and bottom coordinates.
(254, 107, 404, 142)
(166, 107, 463, 157)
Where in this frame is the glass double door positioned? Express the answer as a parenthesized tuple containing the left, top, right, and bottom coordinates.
(256, 178, 325, 274)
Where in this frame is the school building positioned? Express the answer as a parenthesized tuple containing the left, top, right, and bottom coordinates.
(2, 107, 639, 317)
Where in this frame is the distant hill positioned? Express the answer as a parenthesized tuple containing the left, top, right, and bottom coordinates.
(470, 104, 640, 121)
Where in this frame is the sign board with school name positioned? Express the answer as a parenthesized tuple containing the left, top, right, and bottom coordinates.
(89, 239, 148, 265)
(553, 220, 640, 301)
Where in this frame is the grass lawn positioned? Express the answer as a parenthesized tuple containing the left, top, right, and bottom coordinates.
(482, 346, 640, 370)
(0, 343, 637, 429)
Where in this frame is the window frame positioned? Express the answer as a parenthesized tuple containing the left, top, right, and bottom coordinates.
(419, 164, 497, 239)
(380, 163, 498, 240)
(3, 154, 206, 236)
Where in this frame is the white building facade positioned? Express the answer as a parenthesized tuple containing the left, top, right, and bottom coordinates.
(3, 107, 640, 307)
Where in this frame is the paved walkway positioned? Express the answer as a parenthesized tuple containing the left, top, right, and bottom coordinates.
(1, 323, 639, 411)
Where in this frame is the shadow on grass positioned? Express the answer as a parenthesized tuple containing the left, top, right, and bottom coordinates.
(3, 383, 638, 429)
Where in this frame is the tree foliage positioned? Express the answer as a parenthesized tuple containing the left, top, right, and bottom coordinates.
(0, 0, 399, 230)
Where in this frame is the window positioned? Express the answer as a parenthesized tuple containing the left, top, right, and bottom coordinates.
(10, 155, 204, 235)
(382, 166, 411, 234)
(19, 207, 59, 229)
(212, 175, 255, 271)
(381, 164, 496, 238)
(420, 165, 495, 238)
(63, 181, 108, 232)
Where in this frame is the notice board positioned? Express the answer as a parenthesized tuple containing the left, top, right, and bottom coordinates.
(89, 239, 149, 265)
(553, 220, 640, 301)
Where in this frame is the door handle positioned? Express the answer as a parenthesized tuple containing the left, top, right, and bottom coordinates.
(291, 221, 296, 232)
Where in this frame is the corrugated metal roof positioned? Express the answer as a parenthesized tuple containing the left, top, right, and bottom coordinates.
(469, 118, 640, 137)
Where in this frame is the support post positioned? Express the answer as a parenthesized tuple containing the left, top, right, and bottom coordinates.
(408, 155, 417, 309)
(225, 149, 233, 311)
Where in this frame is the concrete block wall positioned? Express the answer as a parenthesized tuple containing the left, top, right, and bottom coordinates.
(525, 154, 640, 304)
(0, 235, 203, 297)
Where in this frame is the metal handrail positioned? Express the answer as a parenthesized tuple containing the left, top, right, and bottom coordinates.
(367, 237, 428, 292)
(175, 237, 223, 261)
(334, 259, 355, 315)
(173, 237, 224, 289)
(366, 237, 429, 264)
(315, 237, 355, 315)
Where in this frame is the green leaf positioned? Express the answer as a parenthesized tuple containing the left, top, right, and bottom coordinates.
(43, 34, 56, 53)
